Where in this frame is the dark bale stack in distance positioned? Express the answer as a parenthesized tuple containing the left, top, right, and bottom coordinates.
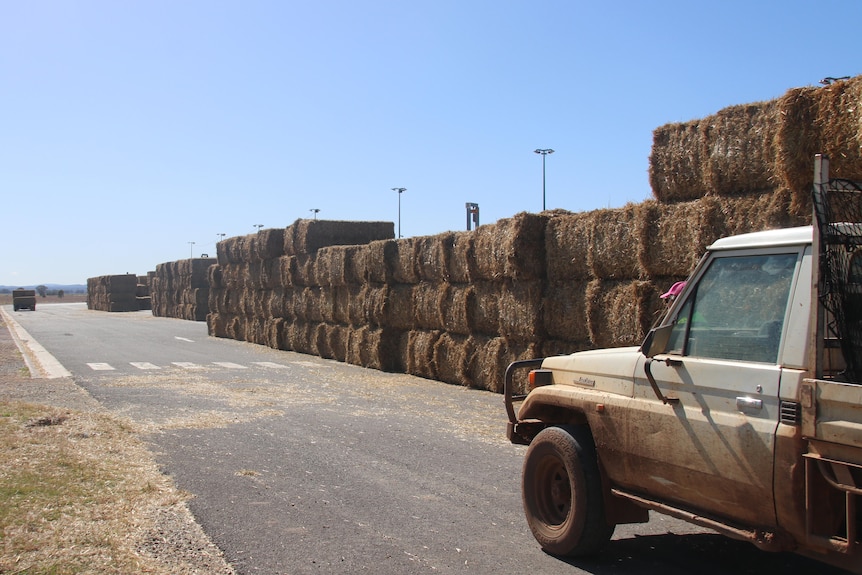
(87, 274, 140, 312)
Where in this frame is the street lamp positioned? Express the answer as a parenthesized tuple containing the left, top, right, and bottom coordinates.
(310, 209, 320, 220)
(254, 224, 264, 232)
(392, 188, 406, 238)
(534, 148, 554, 211)
(188, 241, 195, 259)
(217, 233, 226, 241)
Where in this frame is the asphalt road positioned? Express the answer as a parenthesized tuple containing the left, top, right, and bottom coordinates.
(4, 303, 846, 575)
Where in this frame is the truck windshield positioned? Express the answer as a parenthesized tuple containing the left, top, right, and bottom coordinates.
(667, 253, 798, 363)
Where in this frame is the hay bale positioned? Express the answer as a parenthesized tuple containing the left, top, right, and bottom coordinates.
(469, 281, 502, 336)
(391, 238, 419, 284)
(317, 245, 368, 287)
(777, 78, 862, 194)
(346, 326, 402, 372)
(321, 285, 350, 325)
(586, 279, 662, 348)
(499, 279, 545, 342)
(406, 330, 441, 379)
(468, 337, 541, 393)
(636, 200, 716, 278)
(293, 287, 324, 322)
(255, 228, 286, 260)
(439, 284, 474, 336)
(287, 219, 395, 255)
(447, 232, 474, 284)
(325, 323, 349, 362)
(285, 320, 317, 355)
(432, 333, 474, 386)
(286, 254, 318, 287)
(589, 205, 642, 280)
(412, 283, 445, 331)
(471, 213, 546, 281)
(649, 120, 709, 203)
(415, 233, 455, 282)
(366, 239, 396, 284)
(379, 284, 414, 330)
(702, 100, 781, 196)
(545, 212, 593, 282)
(543, 280, 590, 342)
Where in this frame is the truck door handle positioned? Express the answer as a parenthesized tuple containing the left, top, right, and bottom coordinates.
(736, 397, 763, 411)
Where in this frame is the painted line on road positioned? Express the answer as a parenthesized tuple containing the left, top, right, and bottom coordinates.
(174, 336, 195, 342)
(172, 362, 203, 369)
(252, 362, 288, 369)
(0, 306, 73, 379)
(87, 362, 115, 371)
(213, 362, 247, 369)
(130, 362, 161, 370)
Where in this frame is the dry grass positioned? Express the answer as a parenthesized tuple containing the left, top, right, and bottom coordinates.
(0, 401, 233, 575)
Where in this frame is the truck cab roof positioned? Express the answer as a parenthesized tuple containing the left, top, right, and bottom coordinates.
(708, 226, 812, 251)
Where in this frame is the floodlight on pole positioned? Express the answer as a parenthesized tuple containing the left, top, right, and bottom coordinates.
(392, 188, 406, 238)
(254, 224, 264, 232)
(188, 241, 195, 259)
(217, 233, 226, 241)
(534, 148, 554, 211)
(310, 209, 320, 220)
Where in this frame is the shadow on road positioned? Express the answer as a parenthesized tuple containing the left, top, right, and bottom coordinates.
(555, 532, 849, 575)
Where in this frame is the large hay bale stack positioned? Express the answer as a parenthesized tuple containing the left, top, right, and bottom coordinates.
(87, 274, 140, 312)
(650, 75, 862, 205)
(150, 258, 215, 321)
(198, 76, 862, 396)
(285, 219, 394, 256)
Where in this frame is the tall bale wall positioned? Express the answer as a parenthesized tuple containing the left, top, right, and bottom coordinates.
(201, 75, 860, 394)
(150, 258, 216, 321)
(86, 274, 140, 312)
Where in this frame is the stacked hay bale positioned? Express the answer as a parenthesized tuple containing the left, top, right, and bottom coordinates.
(203, 76, 862, 394)
(207, 220, 396, 367)
(136, 275, 152, 311)
(649, 76, 862, 214)
(87, 274, 140, 312)
(150, 258, 216, 321)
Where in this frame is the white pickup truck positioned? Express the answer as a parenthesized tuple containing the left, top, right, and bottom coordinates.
(504, 156, 861, 573)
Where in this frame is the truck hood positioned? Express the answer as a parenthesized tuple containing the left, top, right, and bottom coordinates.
(541, 346, 641, 392)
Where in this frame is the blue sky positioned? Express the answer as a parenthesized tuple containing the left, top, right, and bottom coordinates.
(2, 0, 860, 285)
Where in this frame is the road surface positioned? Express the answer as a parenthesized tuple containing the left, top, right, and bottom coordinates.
(3, 303, 844, 575)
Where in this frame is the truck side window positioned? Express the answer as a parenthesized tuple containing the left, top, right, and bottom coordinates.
(667, 253, 797, 363)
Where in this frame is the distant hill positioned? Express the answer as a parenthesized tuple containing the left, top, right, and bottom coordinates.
(0, 284, 87, 294)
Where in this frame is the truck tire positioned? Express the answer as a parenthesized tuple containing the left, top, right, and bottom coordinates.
(522, 425, 614, 556)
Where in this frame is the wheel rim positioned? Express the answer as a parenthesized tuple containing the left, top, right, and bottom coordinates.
(535, 454, 572, 527)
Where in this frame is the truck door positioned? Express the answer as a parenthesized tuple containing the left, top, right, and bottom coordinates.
(629, 249, 802, 527)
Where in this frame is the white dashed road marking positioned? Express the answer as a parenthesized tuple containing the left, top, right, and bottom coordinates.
(130, 362, 161, 370)
(174, 337, 195, 342)
(252, 362, 288, 369)
(212, 362, 247, 369)
(172, 362, 203, 369)
(87, 363, 115, 371)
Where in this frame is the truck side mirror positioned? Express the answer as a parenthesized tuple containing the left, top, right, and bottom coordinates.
(641, 324, 674, 358)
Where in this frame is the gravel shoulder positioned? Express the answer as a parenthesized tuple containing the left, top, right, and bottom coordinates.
(0, 310, 237, 575)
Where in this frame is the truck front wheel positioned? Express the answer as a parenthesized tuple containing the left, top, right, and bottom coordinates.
(522, 425, 614, 556)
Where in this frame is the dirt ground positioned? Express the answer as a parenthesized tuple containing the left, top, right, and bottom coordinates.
(0, 311, 237, 574)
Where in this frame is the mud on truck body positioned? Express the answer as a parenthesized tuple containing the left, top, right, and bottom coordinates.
(505, 156, 862, 573)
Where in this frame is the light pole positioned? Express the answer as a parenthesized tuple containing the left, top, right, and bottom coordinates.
(188, 241, 195, 259)
(534, 148, 554, 211)
(254, 224, 263, 232)
(310, 209, 320, 220)
(217, 233, 226, 242)
(392, 188, 406, 238)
